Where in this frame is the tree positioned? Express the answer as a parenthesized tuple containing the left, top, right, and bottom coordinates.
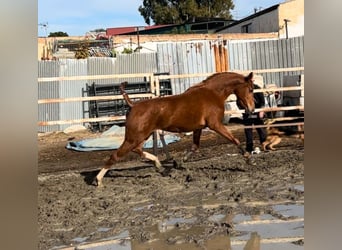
(90, 28, 106, 33)
(48, 31, 69, 37)
(138, 0, 234, 25)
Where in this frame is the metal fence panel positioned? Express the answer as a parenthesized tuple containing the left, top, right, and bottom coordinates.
(114, 53, 158, 83)
(38, 54, 160, 132)
(58, 59, 88, 131)
(156, 41, 215, 94)
(87, 57, 117, 85)
(227, 36, 304, 88)
(38, 61, 60, 132)
(38, 36, 304, 132)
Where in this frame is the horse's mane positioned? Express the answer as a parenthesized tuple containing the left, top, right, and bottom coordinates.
(186, 72, 241, 92)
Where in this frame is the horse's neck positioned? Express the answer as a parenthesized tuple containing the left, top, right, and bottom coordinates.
(190, 75, 240, 100)
(213, 81, 239, 100)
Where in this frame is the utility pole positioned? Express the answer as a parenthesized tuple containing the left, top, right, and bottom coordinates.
(284, 19, 291, 39)
(135, 26, 144, 51)
(39, 22, 49, 44)
(39, 22, 49, 60)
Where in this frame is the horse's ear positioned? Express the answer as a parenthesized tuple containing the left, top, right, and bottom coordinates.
(245, 72, 253, 81)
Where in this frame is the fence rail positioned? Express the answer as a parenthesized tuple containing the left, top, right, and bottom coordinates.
(38, 73, 154, 83)
(37, 86, 303, 105)
(38, 93, 155, 104)
(37, 106, 304, 126)
(38, 36, 304, 132)
(38, 68, 304, 127)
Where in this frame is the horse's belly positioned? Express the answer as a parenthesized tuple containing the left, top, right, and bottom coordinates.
(162, 123, 206, 133)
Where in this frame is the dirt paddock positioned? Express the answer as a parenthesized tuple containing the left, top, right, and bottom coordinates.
(38, 125, 304, 250)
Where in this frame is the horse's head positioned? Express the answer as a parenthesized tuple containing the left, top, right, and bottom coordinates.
(235, 72, 255, 115)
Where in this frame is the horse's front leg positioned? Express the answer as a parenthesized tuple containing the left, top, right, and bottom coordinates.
(183, 129, 202, 162)
(208, 122, 247, 156)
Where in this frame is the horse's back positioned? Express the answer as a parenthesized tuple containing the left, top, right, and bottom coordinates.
(124, 88, 222, 134)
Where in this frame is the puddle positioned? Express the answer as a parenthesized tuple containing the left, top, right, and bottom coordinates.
(231, 204, 304, 250)
(75, 239, 131, 250)
(293, 185, 304, 192)
(233, 213, 273, 224)
(233, 219, 304, 240)
(56, 231, 130, 250)
(97, 227, 111, 232)
(132, 203, 154, 211)
(58, 203, 304, 250)
(71, 236, 88, 243)
(273, 204, 304, 218)
(208, 213, 226, 222)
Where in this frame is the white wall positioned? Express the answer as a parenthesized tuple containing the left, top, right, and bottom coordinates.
(219, 9, 279, 34)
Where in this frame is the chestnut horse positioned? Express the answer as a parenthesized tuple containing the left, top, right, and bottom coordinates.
(94, 72, 255, 186)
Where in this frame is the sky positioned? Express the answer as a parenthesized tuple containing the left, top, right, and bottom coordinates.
(38, 0, 284, 37)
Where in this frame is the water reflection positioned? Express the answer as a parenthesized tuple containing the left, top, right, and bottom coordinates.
(57, 203, 303, 250)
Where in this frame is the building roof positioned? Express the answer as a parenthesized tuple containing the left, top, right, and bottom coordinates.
(106, 25, 173, 36)
(216, 4, 280, 32)
(106, 18, 236, 36)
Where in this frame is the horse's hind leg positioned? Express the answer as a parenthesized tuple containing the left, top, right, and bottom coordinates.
(158, 131, 172, 161)
(95, 140, 136, 187)
(132, 142, 162, 170)
(183, 129, 202, 162)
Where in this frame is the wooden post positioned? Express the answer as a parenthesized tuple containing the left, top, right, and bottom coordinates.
(213, 44, 220, 73)
(153, 131, 158, 155)
(223, 46, 228, 72)
(154, 76, 160, 97)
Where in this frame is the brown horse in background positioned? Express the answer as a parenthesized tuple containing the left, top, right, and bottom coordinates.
(95, 72, 255, 186)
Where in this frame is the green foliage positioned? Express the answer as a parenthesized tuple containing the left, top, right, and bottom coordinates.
(48, 31, 69, 37)
(90, 28, 106, 32)
(138, 0, 234, 25)
(122, 48, 133, 54)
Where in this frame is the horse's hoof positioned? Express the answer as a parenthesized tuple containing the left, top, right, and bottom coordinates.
(92, 178, 103, 187)
(246, 157, 257, 166)
(156, 166, 166, 173)
(182, 154, 191, 162)
(237, 144, 245, 154)
(173, 160, 181, 168)
(157, 166, 171, 177)
(182, 151, 193, 162)
(154, 161, 163, 170)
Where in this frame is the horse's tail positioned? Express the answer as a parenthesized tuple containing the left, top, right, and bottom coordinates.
(120, 81, 134, 108)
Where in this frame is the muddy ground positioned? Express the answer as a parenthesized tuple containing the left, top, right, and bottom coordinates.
(38, 125, 304, 250)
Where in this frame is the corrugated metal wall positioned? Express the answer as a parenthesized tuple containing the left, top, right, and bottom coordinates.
(38, 36, 304, 132)
(38, 60, 60, 132)
(87, 57, 116, 85)
(157, 41, 216, 94)
(38, 54, 159, 132)
(59, 59, 88, 131)
(227, 36, 304, 87)
(86, 54, 158, 85)
(114, 53, 158, 83)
